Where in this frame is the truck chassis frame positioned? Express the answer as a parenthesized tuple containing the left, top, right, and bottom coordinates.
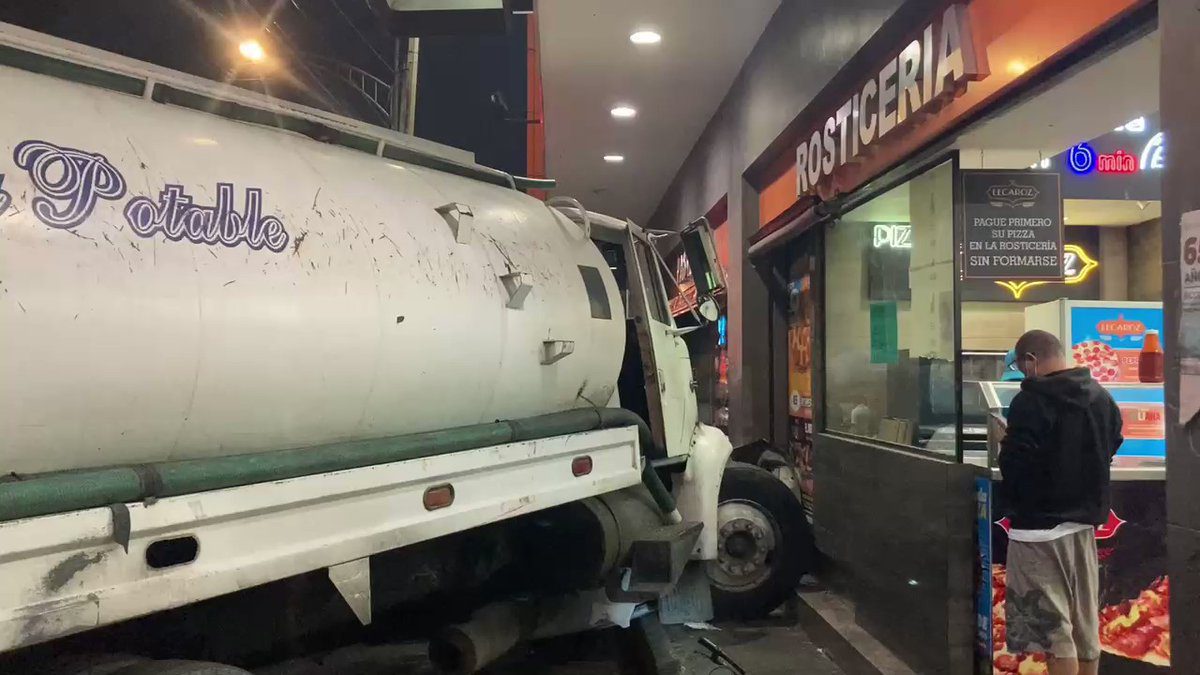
(0, 427, 641, 652)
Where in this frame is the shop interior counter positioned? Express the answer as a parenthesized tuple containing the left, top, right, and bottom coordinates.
(971, 380, 1165, 478)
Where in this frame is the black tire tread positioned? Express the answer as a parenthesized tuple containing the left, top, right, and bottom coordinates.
(111, 660, 252, 675)
(710, 462, 814, 620)
(33, 654, 147, 675)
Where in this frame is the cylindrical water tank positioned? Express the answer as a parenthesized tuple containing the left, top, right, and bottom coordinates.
(0, 64, 625, 475)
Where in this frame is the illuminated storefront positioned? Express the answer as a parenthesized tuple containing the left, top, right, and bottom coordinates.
(735, 1, 1163, 672)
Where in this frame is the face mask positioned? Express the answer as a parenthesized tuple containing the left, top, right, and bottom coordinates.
(1020, 354, 1039, 378)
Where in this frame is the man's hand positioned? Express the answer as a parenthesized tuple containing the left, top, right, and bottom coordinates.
(990, 413, 1008, 441)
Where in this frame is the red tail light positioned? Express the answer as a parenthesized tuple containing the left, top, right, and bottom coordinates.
(423, 484, 455, 511)
(571, 456, 593, 477)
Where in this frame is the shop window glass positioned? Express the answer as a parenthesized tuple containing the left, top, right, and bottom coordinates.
(634, 241, 670, 325)
(823, 160, 957, 456)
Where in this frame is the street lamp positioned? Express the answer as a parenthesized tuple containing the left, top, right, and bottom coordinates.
(238, 39, 267, 63)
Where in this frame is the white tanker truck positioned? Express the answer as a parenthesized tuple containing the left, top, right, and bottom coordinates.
(0, 23, 810, 674)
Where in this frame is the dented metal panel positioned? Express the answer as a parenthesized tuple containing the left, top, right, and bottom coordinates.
(0, 426, 641, 652)
(0, 61, 624, 476)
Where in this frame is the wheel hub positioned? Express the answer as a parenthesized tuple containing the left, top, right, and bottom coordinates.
(708, 501, 779, 591)
(725, 531, 756, 559)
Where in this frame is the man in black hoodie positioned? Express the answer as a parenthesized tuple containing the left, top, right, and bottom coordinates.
(1000, 330, 1123, 675)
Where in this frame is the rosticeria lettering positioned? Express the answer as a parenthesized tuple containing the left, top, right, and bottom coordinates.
(795, 3, 987, 195)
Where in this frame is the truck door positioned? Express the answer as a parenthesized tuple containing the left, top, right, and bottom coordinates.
(626, 231, 697, 457)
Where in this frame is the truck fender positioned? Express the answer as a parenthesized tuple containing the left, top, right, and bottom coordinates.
(672, 424, 733, 560)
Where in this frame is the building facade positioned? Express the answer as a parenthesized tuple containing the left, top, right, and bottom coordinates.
(650, 1, 1180, 672)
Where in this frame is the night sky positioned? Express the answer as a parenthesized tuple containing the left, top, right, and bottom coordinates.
(0, 0, 528, 174)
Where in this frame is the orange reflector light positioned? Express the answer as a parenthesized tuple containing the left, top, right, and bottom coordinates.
(572, 456, 593, 477)
(423, 484, 455, 511)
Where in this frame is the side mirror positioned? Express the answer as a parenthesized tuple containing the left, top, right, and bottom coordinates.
(667, 298, 718, 336)
(681, 217, 726, 298)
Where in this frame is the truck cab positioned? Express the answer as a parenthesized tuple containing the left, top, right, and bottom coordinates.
(560, 208, 707, 458)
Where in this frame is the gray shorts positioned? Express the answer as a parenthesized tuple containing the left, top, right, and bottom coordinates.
(1004, 528, 1100, 661)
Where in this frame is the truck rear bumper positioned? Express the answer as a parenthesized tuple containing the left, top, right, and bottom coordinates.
(0, 426, 641, 653)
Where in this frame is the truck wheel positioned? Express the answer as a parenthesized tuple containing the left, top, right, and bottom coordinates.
(707, 462, 813, 620)
(111, 661, 252, 675)
(37, 654, 147, 675)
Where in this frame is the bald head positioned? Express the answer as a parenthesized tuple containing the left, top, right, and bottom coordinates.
(1014, 330, 1067, 377)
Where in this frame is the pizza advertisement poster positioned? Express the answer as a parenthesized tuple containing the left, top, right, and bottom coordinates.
(787, 275, 814, 419)
(1108, 386, 1166, 459)
(1068, 305, 1163, 384)
(1118, 403, 1165, 451)
(787, 321, 813, 419)
(976, 478, 994, 671)
(985, 480, 1169, 674)
(787, 275, 816, 519)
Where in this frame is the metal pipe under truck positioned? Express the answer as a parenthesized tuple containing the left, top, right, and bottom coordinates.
(0, 22, 811, 674)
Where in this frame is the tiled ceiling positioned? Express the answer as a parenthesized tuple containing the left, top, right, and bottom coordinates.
(537, 0, 780, 224)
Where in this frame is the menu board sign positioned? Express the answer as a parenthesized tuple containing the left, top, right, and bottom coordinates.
(962, 171, 1064, 280)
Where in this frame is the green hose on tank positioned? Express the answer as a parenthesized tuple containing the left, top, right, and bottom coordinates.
(0, 407, 666, 523)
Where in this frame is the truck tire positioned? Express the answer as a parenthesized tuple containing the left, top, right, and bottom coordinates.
(708, 462, 813, 620)
(37, 654, 147, 675)
(110, 661, 252, 675)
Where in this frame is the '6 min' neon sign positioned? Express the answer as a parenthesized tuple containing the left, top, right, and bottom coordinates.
(1067, 133, 1165, 175)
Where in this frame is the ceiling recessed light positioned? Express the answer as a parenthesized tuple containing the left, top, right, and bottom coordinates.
(610, 105, 637, 119)
(629, 30, 661, 45)
(603, 154, 625, 163)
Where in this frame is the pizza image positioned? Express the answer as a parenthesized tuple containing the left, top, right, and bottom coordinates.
(1098, 576, 1170, 666)
(992, 565, 1049, 675)
(991, 566, 1171, 672)
(1072, 340, 1121, 382)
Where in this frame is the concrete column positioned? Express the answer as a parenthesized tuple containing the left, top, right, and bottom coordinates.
(1128, 219, 1164, 300)
(728, 177, 775, 448)
(906, 161, 956, 361)
(1098, 227, 1129, 300)
(1162, 0, 1200, 664)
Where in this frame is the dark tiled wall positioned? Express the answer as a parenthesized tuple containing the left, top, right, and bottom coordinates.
(1162, 0, 1200, 665)
(813, 433, 982, 674)
(644, 0, 918, 448)
(1126, 217, 1163, 301)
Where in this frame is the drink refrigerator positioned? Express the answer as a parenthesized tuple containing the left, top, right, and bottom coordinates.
(977, 300, 1168, 675)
